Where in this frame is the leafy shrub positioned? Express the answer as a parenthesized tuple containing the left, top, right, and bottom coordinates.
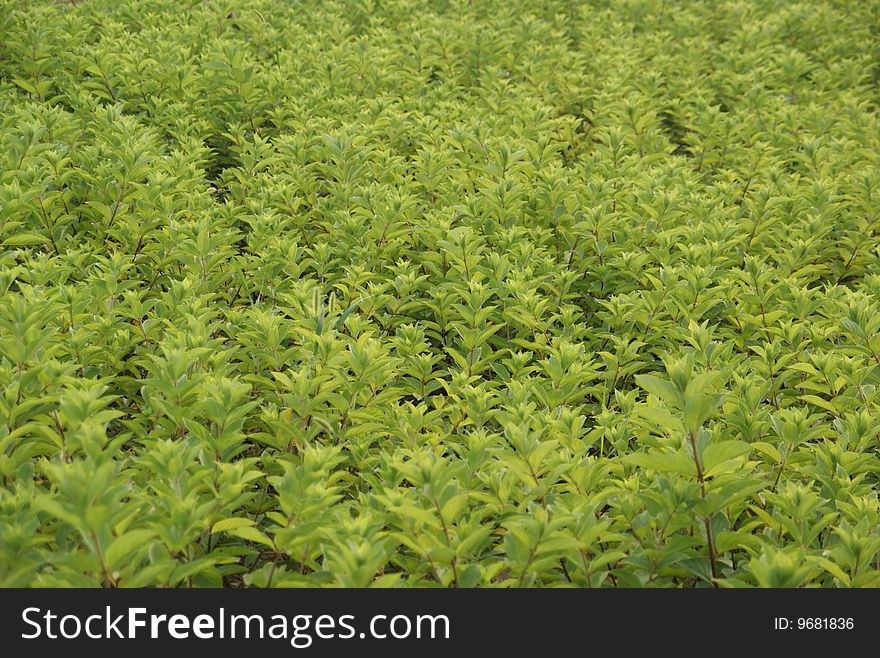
(1, 0, 879, 588)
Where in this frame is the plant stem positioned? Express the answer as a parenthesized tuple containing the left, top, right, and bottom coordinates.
(688, 431, 718, 586)
(433, 498, 460, 588)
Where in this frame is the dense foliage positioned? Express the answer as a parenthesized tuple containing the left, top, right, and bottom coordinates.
(1, 0, 879, 588)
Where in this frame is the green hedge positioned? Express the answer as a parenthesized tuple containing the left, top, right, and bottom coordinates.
(1, 0, 879, 587)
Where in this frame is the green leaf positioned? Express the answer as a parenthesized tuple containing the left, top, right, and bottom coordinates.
(3, 233, 49, 247)
(105, 530, 155, 569)
(34, 498, 84, 530)
(799, 395, 837, 414)
(702, 441, 751, 476)
(683, 392, 724, 435)
(211, 518, 255, 534)
(624, 451, 696, 477)
(636, 405, 685, 433)
(635, 374, 683, 409)
(228, 526, 275, 549)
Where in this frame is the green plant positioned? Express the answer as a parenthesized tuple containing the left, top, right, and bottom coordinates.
(0, 0, 878, 588)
